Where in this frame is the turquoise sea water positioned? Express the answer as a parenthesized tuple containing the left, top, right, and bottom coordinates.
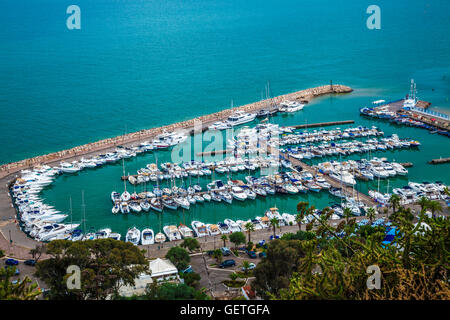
(1, 0, 450, 236)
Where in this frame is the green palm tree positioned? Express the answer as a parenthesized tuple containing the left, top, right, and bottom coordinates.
(427, 200, 443, 217)
(366, 207, 376, 224)
(221, 234, 228, 248)
(244, 222, 255, 243)
(212, 248, 223, 263)
(389, 194, 401, 215)
(269, 218, 279, 238)
(242, 260, 251, 276)
(416, 196, 430, 213)
(444, 187, 450, 197)
(296, 201, 310, 230)
(343, 207, 352, 224)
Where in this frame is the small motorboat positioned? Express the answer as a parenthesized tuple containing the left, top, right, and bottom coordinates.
(154, 232, 166, 243)
(125, 227, 141, 245)
(191, 221, 208, 237)
(140, 201, 151, 212)
(150, 198, 163, 212)
(141, 228, 155, 245)
(120, 191, 131, 202)
(112, 203, 120, 214)
(120, 202, 130, 214)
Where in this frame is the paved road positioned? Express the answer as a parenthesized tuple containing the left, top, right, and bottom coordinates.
(190, 250, 260, 297)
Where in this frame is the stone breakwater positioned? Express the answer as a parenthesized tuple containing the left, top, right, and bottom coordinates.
(0, 84, 352, 178)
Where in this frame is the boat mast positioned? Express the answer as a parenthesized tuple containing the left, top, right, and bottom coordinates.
(122, 158, 127, 193)
(69, 196, 73, 227)
(81, 190, 87, 234)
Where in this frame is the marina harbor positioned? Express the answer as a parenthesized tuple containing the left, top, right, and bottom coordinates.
(3, 82, 449, 249)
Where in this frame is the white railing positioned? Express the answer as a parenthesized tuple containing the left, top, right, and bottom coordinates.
(410, 107, 450, 120)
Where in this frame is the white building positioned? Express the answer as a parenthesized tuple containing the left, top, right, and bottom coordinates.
(118, 258, 180, 297)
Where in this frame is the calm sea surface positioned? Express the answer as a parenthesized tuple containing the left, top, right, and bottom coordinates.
(1, 0, 449, 235)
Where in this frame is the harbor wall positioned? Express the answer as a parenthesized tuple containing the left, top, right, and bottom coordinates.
(0, 84, 352, 177)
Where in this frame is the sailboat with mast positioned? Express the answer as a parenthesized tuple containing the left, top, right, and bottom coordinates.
(120, 159, 131, 201)
(154, 211, 166, 243)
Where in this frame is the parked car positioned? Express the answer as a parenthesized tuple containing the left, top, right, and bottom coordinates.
(258, 251, 267, 258)
(24, 259, 36, 266)
(5, 258, 19, 266)
(247, 250, 257, 259)
(220, 247, 231, 256)
(219, 259, 236, 268)
(242, 263, 256, 271)
(181, 265, 193, 274)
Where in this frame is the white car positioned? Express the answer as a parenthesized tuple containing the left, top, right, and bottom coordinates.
(242, 262, 256, 271)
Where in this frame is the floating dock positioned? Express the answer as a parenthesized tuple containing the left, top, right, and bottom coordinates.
(290, 120, 354, 129)
(428, 157, 450, 164)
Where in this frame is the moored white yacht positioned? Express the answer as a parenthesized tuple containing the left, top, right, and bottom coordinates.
(141, 228, 155, 245)
(191, 221, 208, 237)
(125, 227, 141, 245)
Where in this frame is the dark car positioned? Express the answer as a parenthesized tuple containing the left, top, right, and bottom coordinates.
(219, 259, 236, 268)
(258, 251, 267, 258)
(24, 259, 36, 266)
(247, 251, 257, 259)
(5, 258, 19, 266)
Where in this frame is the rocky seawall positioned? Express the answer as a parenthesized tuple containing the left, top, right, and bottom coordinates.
(0, 84, 352, 177)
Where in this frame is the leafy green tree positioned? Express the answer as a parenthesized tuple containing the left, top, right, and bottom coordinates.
(0, 267, 41, 300)
(251, 239, 306, 299)
(271, 205, 450, 300)
(296, 201, 310, 230)
(0, 249, 4, 258)
(242, 261, 251, 276)
(229, 232, 246, 249)
(166, 246, 190, 271)
(34, 239, 148, 300)
(145, 282, 209, 300)
(212, 249, 223, 264)
(29, 243, 46, 263)
(281, 230, 316, 241)
(221, 234, 228, 247)
(244, 222, 255, 243)
(182, 272, 201, 288)
(229, 272, 238, 281)
(180, 238, 200, 253)
(269, 218, 279, 238)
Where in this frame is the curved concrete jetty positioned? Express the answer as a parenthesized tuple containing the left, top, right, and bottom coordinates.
(0, 84, 352, 178)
